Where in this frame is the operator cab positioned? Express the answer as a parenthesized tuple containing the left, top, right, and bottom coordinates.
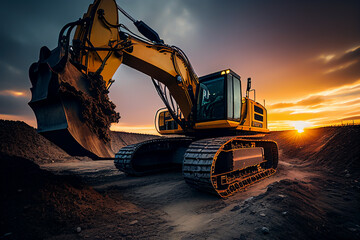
(196, 69, 241, 123)
(156, 69, 268, 135)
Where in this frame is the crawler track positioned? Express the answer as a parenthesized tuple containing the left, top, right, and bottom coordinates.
(114, 137, 193, 175)
(183, 137, 278, 198)
(115, 136, 278, 198)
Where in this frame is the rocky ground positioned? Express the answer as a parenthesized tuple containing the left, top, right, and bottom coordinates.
(0, 119, 359, 240)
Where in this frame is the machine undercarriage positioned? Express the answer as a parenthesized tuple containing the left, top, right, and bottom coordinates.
(115, 136, 278, 198)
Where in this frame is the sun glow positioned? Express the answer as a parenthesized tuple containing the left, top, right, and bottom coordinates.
(292, 121, 310, 133)
(0, 90, 27, 97)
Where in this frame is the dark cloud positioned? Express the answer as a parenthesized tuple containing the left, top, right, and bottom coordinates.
(0, 1, 88, 92)
(323, 46, 360, 82)
(329, 61, 360, 82)
(0, 33, 33, 90)
(0, 95, 31, 116)
(0, 1, 90, 120)
(329, 47, 360, 67)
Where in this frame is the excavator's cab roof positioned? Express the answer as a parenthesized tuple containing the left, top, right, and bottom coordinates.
(199, 69, 240, 82)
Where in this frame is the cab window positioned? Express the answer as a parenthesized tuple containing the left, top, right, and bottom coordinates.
(196, 77, 225, 122)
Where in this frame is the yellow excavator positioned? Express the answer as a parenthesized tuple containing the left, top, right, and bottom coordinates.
(29, 0, 278, 198)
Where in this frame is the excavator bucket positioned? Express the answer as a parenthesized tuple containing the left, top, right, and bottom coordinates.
(28, 46, 119, 159)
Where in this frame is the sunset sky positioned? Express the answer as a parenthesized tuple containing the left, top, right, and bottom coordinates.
(0, 0, 359, 134)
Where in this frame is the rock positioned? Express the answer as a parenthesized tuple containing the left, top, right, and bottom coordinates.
(76, 227, 81, 233)
(231, 205, 241, 212)
(240, 207, 248, 213)
(261, 227, 270, 234)
(129, 220, 138, 225)
(348, 228, 357, 232)
(278, 194, 286, 198)
(282, 211, 288, 216)
(345, 173, 351, 178)
(260, 213, 266, 217)
(244, 197, 254, 203)
(239, 234, 247, 240)
(250, 210, 256, 215)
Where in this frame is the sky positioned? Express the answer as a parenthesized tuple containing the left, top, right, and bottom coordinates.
(0, 0, 359, 134)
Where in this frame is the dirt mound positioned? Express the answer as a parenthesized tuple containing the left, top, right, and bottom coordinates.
(0, 152, 166, 239)
(266, 126, 360, 175)
(0, 119, 159, 164)
(0, 120, 73, 164)
(0, 153, 107, 239)
(247, 177, 360, 240)
(110, 131, 161, 153)
(311, 126, 360, 173)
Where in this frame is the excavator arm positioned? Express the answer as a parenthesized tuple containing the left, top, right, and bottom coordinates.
(29, 0, 198, 158)
(72, 0, 198, 122)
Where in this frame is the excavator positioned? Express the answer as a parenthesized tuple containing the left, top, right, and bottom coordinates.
(29, 0, 278, 198)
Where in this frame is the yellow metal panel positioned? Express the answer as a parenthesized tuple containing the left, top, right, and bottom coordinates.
(158, 129, 185, 135)
(73, 0, 122, 87)
(194, 120, 239, 129)
(122, 37, 196, 119)
(235, 125, 269, 133)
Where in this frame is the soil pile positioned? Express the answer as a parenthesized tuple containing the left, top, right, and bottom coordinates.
(0, 153, 102, 239)
(0, 120, 73, 164)
(266, 126, 360, 175)
(235, 176, 360, 240)
(0, 153, 163, 240)
(110, 131, 161, 153)
(311, 126, 360, 174)
(0, 120, 159, 164)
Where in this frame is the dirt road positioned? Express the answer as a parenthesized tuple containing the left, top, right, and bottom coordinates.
(41, 151, 358, 240)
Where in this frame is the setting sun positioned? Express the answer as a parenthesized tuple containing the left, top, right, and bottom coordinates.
(292, 121, 310, 133)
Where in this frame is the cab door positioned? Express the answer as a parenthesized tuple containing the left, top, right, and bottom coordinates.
(227, 74, 241, 121)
